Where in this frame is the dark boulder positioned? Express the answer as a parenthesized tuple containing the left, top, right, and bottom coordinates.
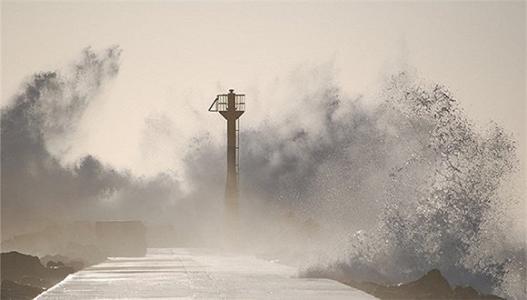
(1, 251, 75, 299)
(1, 280, 44, 300)
(1, 252, 47, 282)
(349, 269, 504, 300)
(303, 266, 504, 300)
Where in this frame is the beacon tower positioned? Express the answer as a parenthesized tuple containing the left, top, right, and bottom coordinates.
(209, 89, 245, 223)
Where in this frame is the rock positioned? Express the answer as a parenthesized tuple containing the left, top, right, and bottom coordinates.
(1, 251, 74, 292)
(348, 269, 504, 300)
(303, 266, 504, 300)
(41, 254, 86, 271)
(1, 280, 44, 300)
(1, 252, 48, 282)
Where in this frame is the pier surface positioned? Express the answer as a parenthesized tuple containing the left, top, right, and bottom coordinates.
(37, 248, 376, 299)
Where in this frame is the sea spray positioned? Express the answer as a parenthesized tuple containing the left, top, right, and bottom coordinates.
(298, 72, 524, 299)
(2, 50, 524, 298)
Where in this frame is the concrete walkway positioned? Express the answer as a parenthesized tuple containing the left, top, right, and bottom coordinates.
(37, 248, 377, 299)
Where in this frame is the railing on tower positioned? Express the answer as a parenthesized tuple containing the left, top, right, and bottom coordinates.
(208, 94, 245, 112)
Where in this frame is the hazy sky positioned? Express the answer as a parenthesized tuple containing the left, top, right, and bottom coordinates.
(2, 1, 525, 176)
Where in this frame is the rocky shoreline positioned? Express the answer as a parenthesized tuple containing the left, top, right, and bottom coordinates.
(1, 251, 87, 300)
(304, 268, 504, 300)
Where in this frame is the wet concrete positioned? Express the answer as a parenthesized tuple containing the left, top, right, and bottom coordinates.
(37, 248, 377, 299)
